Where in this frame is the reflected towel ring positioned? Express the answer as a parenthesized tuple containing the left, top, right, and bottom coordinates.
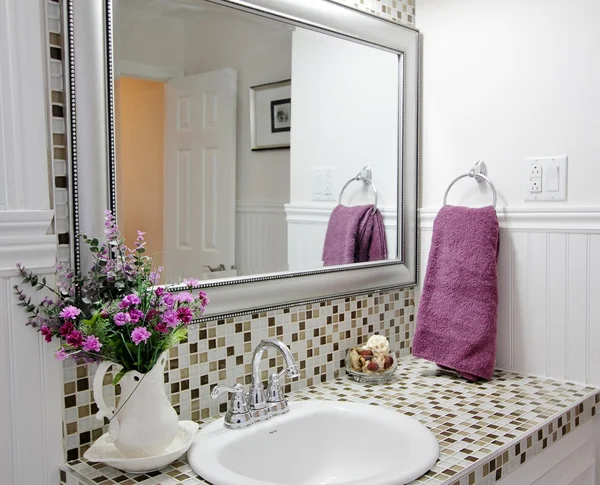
(338, 166, 379, 213)
(443, 161, 497, 208)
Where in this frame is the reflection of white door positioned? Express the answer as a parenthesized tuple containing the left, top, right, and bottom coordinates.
(163, 69, 237, 282)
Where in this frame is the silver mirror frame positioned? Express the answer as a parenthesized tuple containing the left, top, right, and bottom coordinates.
(66, 0, 420, 321)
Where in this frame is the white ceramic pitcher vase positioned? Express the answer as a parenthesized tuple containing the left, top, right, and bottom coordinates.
(93, 351, 179, 458)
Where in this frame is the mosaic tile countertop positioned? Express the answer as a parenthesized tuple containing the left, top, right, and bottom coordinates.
(61, 357, 600, 485)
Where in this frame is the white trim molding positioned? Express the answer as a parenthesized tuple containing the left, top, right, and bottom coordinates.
(420, 207, 600, 234)
(115, 60, 184, 81)
(0, 211, 56, 272)
(286, 202, 398, 226)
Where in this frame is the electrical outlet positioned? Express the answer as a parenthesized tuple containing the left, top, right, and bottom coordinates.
(529, 178, 542, 193)
(525, 156, 567, 201)
(529, 164, 541, 177)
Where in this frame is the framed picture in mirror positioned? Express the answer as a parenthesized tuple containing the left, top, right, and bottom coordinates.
(250, 79, 291, 150)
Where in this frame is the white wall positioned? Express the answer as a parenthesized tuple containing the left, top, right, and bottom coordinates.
(286, 28, 399, 270)
(417, 0, 600, 385)
(115, 6, 185, 75)
(418, 0, 600, 210)
(289, 28, 399, 208)
(183, 10, 292, 207)
(0, 0, 62, 483)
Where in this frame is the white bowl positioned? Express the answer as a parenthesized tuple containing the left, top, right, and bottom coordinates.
(84, 420, 199, 474)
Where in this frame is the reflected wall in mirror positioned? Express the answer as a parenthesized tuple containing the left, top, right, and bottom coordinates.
(113, 0, 400, 284)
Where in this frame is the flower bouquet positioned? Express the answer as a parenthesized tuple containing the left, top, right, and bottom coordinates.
(14, 210, 208, 458)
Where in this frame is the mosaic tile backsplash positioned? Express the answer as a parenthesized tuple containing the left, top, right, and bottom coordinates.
(61, 357, 600, 485)
(334, 0, 415, 25)
(63, 288, 415, 460)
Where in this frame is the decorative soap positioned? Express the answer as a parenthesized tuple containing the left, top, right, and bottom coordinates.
(346, 335, 397, 382)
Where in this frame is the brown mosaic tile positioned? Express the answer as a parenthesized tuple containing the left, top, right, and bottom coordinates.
(62, 288, 415, 460)
(63, 357, 599, 485)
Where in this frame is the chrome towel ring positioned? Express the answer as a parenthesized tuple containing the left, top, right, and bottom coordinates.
(338, 166, 378, 213)
(443, 161, 497, 208)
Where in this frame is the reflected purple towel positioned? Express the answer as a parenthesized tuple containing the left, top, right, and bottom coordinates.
(322, 204, 388, 266)
(412, 205, 499, 381)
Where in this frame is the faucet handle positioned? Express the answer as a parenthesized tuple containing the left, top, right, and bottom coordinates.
(266, 365, 299, 416)
(211, 383, 253, 429)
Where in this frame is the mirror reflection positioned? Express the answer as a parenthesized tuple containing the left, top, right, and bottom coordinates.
(114, 0, 400, 283)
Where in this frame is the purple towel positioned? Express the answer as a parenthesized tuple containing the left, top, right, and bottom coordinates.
(322, 204, 388, 266)
(412, 205, 499, 381)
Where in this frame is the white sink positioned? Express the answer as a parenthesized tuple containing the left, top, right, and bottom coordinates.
(188, 400, 439, 485)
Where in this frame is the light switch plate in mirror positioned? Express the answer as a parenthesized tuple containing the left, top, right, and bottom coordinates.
(65, 0, 420, 321)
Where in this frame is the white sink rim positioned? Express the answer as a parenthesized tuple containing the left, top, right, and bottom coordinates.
(188, 400, 439, 485)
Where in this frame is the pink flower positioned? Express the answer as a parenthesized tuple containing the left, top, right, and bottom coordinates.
(155, 322, 169, 334)
(174, 291, 194, 304)
(183, 278, 201, 287)
(114, 312, 132, 326)
(161, 293, 175, 308)
(177, 307, 193, 324)
(162, 309, 178, 328)
(59, 321, 74, 337)
(40, 325, 53, 343)
(154, 287, 165, 298)
(55, 348, 69, 361)
(99, 309, 110, 319)
(66, 330, 83, 348)
(129, 308, 144, 324)
(119, 294, 141, 309)
(59, 305, 81, 320)
(131, 327, 151, 345)
(82, 335, 102, 352)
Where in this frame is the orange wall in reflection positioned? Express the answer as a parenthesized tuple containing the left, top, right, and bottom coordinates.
(115, 76, 165, 267)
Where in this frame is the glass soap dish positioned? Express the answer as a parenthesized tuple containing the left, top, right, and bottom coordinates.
(345, 348, 398, 383)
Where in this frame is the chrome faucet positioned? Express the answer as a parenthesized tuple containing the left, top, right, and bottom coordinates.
(211, 338, 299, 429)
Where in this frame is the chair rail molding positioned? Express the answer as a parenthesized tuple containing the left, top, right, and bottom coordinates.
(420, 206, 600, 234)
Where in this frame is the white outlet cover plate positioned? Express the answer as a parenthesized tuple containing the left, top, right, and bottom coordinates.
(525, 156, 567, 201)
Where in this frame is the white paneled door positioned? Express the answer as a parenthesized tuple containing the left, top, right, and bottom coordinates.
(163, 69, 237, 282)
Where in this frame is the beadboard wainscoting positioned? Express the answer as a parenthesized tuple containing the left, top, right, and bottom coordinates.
(236, 203, 288, 276)
(419, 208, 600, 386)
(285, 203, 398, 271)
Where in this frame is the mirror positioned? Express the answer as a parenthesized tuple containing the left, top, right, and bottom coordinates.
(67, 0, 419, 318)
(113, 0, 400, 282)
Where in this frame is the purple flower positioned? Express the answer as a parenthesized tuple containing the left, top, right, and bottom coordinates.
(150, 267, 164, 285)
(155, 322, 168, 334)
(183, 278, 201, 287)
(198, 291, 210, 307)
(100, 309, 110, 319)
(66, 330, 83, 348)
(40, 325, 53, 343)
(119, 294, 141, 309)
(129, 308, 144, 324)
(174, 291, 194, 304)
(59, 305, 81, 320)
(55, 348, 69, 361)
(82, 335, 102, 352)
(154, 287, 165, 298)
(114, 312, 132, 326)
(41, 296, 54, 306)
(59, 321, 74, 337)
(161, 293, 175, 308)
(162, 309, 178, 328)
(177, 307, 193, 324)
(131, 327, 151, 345)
